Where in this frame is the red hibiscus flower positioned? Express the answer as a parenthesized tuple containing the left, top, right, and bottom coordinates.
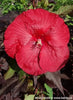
(4, 9, 70, 76)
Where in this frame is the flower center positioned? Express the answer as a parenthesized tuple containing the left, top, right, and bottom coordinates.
(37, 39, 42, 47)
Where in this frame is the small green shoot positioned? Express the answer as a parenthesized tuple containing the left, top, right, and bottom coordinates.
(43, 83, 53, 100)
(25, 94, 35, 100)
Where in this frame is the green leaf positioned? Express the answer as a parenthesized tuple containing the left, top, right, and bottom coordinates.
(44, 0, 49, 7)
(20, 0, 25, 4)
(25, 94, 35, 100)
(54, 5, 73, 16)
(67, 22, 73, 26)
(44, 83, 53, 100)
(28, 5, 33, 9)
(4, 67, 15, 80)
(64, 15, 73, 22)
(43, 91, 49, 96)
(2, 10, 8, 14)
(41, 0, 49, 8)
(18, 70, 26, 80)
(72, 38, 73, 40)
(62, 0, 67, 4)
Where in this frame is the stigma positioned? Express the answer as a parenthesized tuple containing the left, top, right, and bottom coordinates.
(37, 39, 42, 47)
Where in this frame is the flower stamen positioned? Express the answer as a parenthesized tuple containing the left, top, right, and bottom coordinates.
(37, 39, 42, 47)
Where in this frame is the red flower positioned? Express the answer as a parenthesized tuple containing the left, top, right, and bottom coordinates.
(4, 9, 70, 75)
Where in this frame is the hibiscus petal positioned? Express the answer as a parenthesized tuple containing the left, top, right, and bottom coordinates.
(16, 40, 44, 75)
(21, 9, 70, 47)
(21, 9, 57, 35)
(4, 14, 32, 58)
(39, 44, 69, 72)
(4, 37, 19, 58)
(45, 15, 70, 47)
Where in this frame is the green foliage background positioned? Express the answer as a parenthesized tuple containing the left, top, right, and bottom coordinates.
(0, 0, 73, 13)
(0, 0, 73, 26)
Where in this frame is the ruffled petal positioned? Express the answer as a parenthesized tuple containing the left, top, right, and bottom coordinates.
(16, 39, 44, 75)
(45, 15, 70, 47)
(21, 9, 57, 36)
(21, 9, 70, 47)
(39, 44, 69, 72)
(4, 37, 19, 58)
(4, 14, 32, 58)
